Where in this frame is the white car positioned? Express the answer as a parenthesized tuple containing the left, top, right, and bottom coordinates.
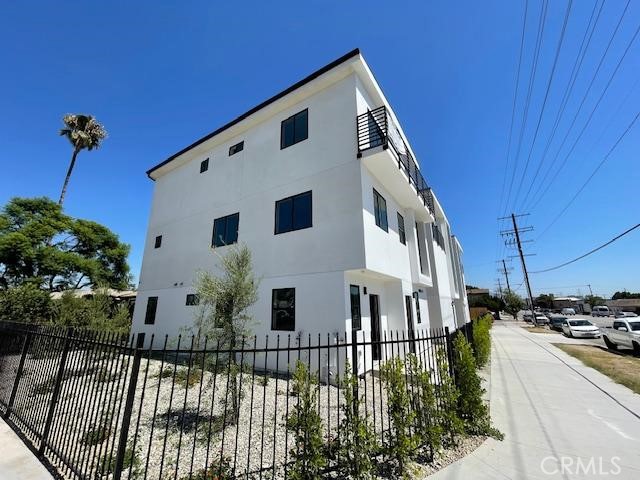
(591, 306, 611, 317)
(614, 311, 638, 318)
(561, 308, 576, 315)
(603, 319, 640, 354)
(562, 319, 601, 338)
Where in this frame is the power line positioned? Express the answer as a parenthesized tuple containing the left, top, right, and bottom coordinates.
(526, 0, 636, 212)
(531, 223, 640, 273)
(537, 108, 640, 238)
(511, 0, 574, 211)
(503, 0, 549, 217)
(517, 0, 603, 211)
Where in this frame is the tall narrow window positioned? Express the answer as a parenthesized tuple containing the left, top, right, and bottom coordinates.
(413, 292, 422, 324)
(144, 296, 158, 325)
(229, 141, 244, 156)
(281, 109, 309, 149)
(373, 189, 388, 232)
(200, 158, 209, 173)
(272, 288, 295, 331)
(350, 285, 361, 330)
(275, 191, 312, 234)
(154, 235, 162, 249)
(397, 212, 406, 245)
(212, 213, 240, 247)
(416, 223, 426, 274)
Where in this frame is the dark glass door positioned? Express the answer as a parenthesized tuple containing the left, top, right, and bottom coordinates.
(369, 294, 382, 361)
(405, 295, 416, 354)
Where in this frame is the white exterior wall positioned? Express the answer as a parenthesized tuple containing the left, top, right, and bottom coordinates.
(133, 54, 471, 359)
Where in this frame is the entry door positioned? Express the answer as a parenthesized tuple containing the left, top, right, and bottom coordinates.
(405, 295, 416, 354)
(369, 294, 382, 361)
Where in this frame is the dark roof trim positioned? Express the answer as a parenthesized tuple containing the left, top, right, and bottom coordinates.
(146, 48, 361, 179)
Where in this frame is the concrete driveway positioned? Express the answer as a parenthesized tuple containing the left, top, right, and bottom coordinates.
(428, 321, 640, 479)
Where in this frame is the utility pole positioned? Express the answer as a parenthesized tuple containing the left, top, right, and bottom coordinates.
(501, 259, 512, 291)
(588, 284, 593, 296)
(499, 213, 536, 325)
(511, 213, 536, 323)
(497, 278, 503, 298)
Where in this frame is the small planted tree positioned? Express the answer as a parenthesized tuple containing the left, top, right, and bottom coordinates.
(435, 347, 464, 446)
(286, 361, 326, 480)
(406, 354, 442, 461)
(336, 361, 377, 479)
(193, 243, 259, 424)
(503, 289, 525, 319)
(380, 356, 417, 478)
(452, 333, 503, 439)
(472, 314, 492, 368)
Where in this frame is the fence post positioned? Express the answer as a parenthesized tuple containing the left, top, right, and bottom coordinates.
(39, 326, 73, 456)
(444, 327, 455, 379)
(4, 329, 32, 420)
(113, 333, 145, 480)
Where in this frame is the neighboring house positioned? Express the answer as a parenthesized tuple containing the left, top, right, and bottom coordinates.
(50, 288, 137, 314)
(606, 298, 640, 314)
(132, 49, 470, 369)
(552, 296, 590, 314)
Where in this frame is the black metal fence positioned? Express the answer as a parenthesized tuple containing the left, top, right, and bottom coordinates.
(0, 321, 464, 479)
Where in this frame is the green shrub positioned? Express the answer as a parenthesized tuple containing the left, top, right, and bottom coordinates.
(184, 457, 233, 480)
(335, 361, 377, 479)
(51, 288, 131, 332)
(452, 333, 503, 440)
(0, 284, 52, 323)
(286, 361, 326, 480)
(98, 447, 140, 477)
(435, 348, 464, 446)
(406, 354, 442, 460)
(472, 315, 492, 368)
(81, 418, 111, 445)
(380, 356, 418, 478)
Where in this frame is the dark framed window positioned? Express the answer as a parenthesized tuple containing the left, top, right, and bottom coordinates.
(200, 158, 209, 173)
(281, 109, 308, 149)
(272, 288, 295, 331)
(432, 224, 445, 250)
(144, 296, 158, 325)
(350, 285, 361, 330)
(416, 223, 426, 274)
(397, 213, 406, 245)
(186, 294, 200, 306)
(229, 141, 244, 156)
(373, 189, 388, 232)
(212, 213, 239, 247)
(413, 292, 422, 324)
(275, 191, 312, 234)
(154, 235, 162, 249)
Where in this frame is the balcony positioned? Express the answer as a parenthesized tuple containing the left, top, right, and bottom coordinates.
(357, 106, 435, 217)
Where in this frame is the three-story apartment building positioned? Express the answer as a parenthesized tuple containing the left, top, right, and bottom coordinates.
(132, 49, 470, 361)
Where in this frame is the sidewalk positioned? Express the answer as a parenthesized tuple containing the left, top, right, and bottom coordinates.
(0, 418, 52, 480)
(429, 321, 640, 479)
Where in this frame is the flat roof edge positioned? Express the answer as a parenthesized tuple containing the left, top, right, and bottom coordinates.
(146, 48, 361, 180)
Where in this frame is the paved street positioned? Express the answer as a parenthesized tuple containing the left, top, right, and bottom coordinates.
(429, 321, 640, 479)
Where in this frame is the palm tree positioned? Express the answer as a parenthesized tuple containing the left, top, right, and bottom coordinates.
(58, 114, 107, 205)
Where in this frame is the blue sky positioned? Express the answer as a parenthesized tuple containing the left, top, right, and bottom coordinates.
(1, 1, 638, 298)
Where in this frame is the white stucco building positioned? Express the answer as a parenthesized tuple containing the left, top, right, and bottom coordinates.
(132, 49, 471, 359)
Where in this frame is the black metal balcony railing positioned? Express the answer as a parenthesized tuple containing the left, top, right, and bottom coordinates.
(357, 106, 435, 216)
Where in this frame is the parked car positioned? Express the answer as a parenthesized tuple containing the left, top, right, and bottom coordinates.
(602, 319, 640, 354)
(614, 311, 638, 318)
(548, 315, 567, 331)
(561, 308, 576, 315)
(535, 314, 549, 325)
(591, 306, 611, 317)
(562, 319, 601, 338)
(523, 310, 533, 322)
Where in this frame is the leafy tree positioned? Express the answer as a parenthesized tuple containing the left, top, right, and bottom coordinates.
(0, 284, 52, 323)
(336, 361, 377, 479)
(502, 290, 525, 319)
(0, 197, 130, 291)
(452, 333, 503, 440)
(380, 356, 417, 478)
(468, 294, 504, 312)
(612, 291, 640, 300)
(286, 361, 326, 480)
(193, 243, 259, 424)
(58, 114, 107, 205)
(535, 293, 554, 309)
(584, 295, 605, 308)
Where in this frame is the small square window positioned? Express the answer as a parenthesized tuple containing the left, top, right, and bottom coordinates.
(144, 296, 158, 325)
(397, 213, 406, 245)
(281, 109, 309, 149)
(200, 158, 209, 173)
(212, 213, 240, 247)
(229, 141, 244, 156)
(272, 288, 295, 331)
(373, 189, 388, 232)
(186, 294, 200, 306)
(275, 191, 312, 234)
(154, 235, 162, 249)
